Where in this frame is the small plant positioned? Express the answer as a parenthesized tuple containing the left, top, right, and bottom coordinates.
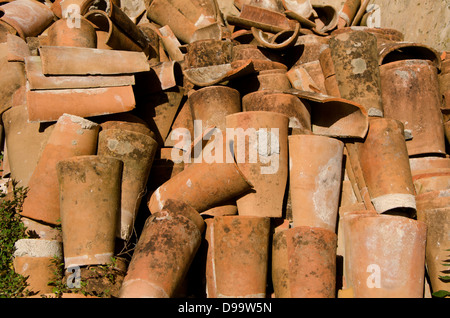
(432, 249, 450, 298)
(81, 257, 124, 298)
(0, 176, 31, 298)
(46, 256, 85, 298)
(46, 256, 123, 298)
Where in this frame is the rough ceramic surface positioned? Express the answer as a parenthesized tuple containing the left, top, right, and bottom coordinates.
(288, 134, 344, 232)
(26, 85, 136, 122)
(39, 46, 150, 75)
(46, 17, 97, 48)
(358, 117, 416, 214)
(57, 155, 123, 268)
(1, 0, 448, 300)
(2, 105, 54, 187)
(24, 56, 135, 90)
(342, 214, 427, 298)
(0, 0, 54, 38)
(416, 207, 450, 294)
(242, 91, 311, 133)
(272, 226, 337, 298)
(20, 114, 99, 225)
(119, 200, 204, 298)
(380, 59, 445, 157)
(328, 30, 384, 116)
(147, 151, 253, 214)
(97, 129, 158, 241)
(0, 42, 26, 114)
(212, 215, 270, 298)
(84, 10, 145, 52)
(226, 111, 289, 218)
(189, 85, 241, 134)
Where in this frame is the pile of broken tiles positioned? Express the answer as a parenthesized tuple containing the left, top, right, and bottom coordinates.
(1, 0, 449, 298)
